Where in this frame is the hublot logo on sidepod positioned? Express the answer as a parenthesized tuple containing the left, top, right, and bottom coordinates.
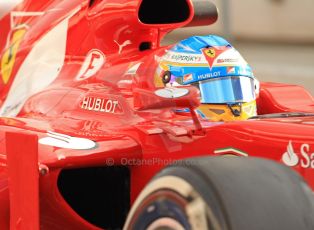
(80, 96, 123, 114)
(282, 141, 314, 168)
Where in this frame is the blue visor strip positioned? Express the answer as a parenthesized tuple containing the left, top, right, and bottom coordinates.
(199, 77, 255, 103)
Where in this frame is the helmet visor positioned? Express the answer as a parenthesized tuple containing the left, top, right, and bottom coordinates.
(199, 76, 255, 104)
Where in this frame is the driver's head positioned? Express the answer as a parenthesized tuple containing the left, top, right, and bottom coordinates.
(155, 35, 259, 121)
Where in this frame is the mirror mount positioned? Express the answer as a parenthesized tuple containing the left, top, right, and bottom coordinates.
(133, 86, 206, 136)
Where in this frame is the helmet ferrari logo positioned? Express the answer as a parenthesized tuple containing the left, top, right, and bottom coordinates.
(1, 28, 26, 84)
(202, 46, 228, 69)
(204, 48, 216, 58)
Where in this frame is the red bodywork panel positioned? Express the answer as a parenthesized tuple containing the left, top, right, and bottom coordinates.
(0, 0, 314, 229)
(6, 132, 39, 230)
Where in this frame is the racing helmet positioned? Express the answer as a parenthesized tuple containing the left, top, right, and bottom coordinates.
(155, 35, 259, 121)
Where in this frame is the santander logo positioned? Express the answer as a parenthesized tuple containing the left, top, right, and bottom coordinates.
(282, 141, 314, 168)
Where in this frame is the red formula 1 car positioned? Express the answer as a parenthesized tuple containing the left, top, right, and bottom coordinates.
(1, 0, 314, 229)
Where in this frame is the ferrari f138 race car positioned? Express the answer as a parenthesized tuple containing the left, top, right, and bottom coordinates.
(1, 0, 314, 229)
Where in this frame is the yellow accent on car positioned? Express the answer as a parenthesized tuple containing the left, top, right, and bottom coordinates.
(1, 28, 26, 84)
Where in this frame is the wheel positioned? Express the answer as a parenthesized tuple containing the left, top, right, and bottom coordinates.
(162, 71, 171, 85)
(124, 157, 314, 230)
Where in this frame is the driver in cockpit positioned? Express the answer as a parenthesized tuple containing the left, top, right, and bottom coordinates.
(155, 35, 260, 122)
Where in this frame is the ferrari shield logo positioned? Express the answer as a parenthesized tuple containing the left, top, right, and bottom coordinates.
(204, 48, 216, 58)
(202, 46, 228, 69)
(0, 11, 44, 85)
(1, 28, 26, 84)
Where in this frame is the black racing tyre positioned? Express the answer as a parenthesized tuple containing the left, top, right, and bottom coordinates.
(124, 157, 314, 230)
(162, 71, 171, 85)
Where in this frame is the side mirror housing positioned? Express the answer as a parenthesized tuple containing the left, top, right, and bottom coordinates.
(133, 86, 200, 110)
